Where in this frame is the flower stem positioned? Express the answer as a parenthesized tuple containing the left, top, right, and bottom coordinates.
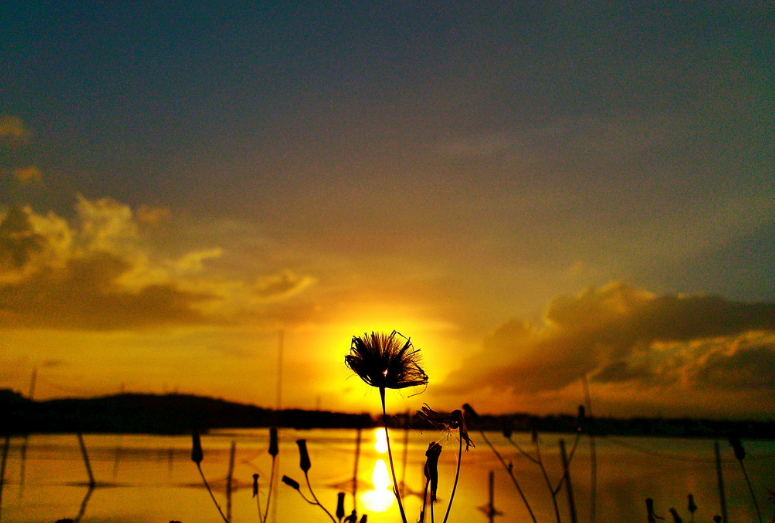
(479, 429, 537, 523)
(197, 463, 229, 523)
(305, 471, 338, 523)
(441, 430, 463, 523)
(262, 455, 277, 523)
(381, 386, 408, 523)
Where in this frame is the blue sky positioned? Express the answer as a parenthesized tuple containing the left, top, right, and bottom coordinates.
(1, 1, 774, 417)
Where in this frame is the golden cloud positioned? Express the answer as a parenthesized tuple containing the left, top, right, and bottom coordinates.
(12, 165, 43, 184)
(0, 198, 316, 330)
(442, 282, 775, 407)
(0, 116, 30, 141)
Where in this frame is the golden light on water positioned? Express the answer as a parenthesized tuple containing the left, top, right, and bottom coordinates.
(359, 459, 395, 513)
(374, 428, 388, 454)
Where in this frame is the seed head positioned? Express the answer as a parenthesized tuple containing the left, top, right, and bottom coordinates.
(345, 331, 428, 391)
(191, 431, 203, 465)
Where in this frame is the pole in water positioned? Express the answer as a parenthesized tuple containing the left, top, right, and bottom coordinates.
(77, 432, 96, 489)
(714, 441, 728, 523)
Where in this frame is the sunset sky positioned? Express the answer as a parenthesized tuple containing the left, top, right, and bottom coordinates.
(2, 2, 774, 419)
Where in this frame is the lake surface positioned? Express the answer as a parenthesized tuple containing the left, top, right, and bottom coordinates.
(1, 428, 773, 522)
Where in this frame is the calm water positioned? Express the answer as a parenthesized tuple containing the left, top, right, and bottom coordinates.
(1, 428, 773, 522)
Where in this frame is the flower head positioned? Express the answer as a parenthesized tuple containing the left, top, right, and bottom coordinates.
(345, 331, 428, 390)
(417, 405, 475, 450)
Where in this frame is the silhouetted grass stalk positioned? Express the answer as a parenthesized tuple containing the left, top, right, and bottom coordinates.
(261, 427, 279, 523)
(477, 428, 537, 523)
(441, 433, 463, 523)
(559, 439, 577, 523)
(191, 431, 229, 523)
(729, 435, 763, 523)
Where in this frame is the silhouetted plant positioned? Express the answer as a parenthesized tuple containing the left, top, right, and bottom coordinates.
(345, 331, 428, 523)
(416, 406, 474, 523)
(645, 497, 663, 523)
(253, 427, 280, 523)
(191, 431, 229, 523)
(729, 434, 763, 523)
(687, 493, 697, 523)
(419, 441, 442, 523)
(464, 403, 538, 523)
(282, 438, 345, 523)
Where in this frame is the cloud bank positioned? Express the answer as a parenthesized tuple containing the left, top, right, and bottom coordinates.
(0, 196, 316, 330)
(441, 282, 775, 417)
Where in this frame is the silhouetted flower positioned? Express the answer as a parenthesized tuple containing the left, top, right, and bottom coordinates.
(417, 405, 475, 450)
(669, 507, 683, 523)
(191, 431, 203, 465)
(253, 473, 259, 497)
(297, 439, 311, 472)
(687, 494, 697, 515)
(337, 492, 346, 521)
(268, 427, 279, 457)
(646, 498, 664, 523)
(729, 434, 746, 461)
(282, 475, 300, 490)
(345, 331, 428, 390)
(424, 442, 442, 502)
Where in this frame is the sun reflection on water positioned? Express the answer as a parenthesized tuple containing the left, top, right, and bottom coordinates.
(374, 428, 388, 454)
(359, 459, 395, 513)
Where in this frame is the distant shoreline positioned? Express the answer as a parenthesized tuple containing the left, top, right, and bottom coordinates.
(3, 389, 775, 439)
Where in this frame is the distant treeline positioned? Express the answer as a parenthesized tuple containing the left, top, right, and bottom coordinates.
(2, 388, 774, 439)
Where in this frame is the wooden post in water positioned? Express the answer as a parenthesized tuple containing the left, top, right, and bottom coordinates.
(559, 439, 577, 523)
(226, 441, 236, 522)
(1, 435, 10, 523)
(487, 470, 495, 523)
(77, 432, 96, 488)
(352, 427, 362, 513)
(714, 441, 728, 523)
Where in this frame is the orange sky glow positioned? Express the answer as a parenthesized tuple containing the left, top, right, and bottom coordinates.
(2, 2, 774, 420)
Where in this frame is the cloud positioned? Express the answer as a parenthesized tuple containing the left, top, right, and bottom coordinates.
(254, 270, 316, 301)
(441, 282, 775, 414)
(0, 116, 30, 141)
(0, 198, 316, 330)
(12, 165, 43, 184)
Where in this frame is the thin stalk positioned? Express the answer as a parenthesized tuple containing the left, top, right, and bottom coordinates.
(478, 429, 537, 523)
(714, 441, 728, 523)
(196, 463, 229, 523)
(534, 440, 562, 523)
(304, 472, 337, 523)
(262, 455, 277, 523)
(380, 387, 408, 523)
(559, 439, 577, 523)
(441, 432, 463, 523)
(738, 460, 763, 523)
(420, 477, 430, 523)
